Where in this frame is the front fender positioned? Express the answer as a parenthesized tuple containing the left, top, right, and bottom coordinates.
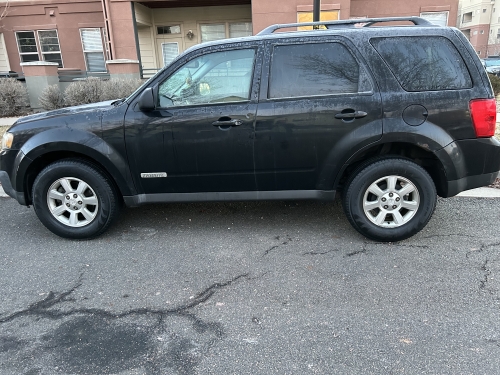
(15, 128, 136, 198)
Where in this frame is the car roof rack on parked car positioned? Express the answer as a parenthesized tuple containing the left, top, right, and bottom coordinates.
(257, 16, 434, 35)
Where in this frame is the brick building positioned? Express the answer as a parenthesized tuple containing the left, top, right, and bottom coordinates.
(0, 0, 459, 78)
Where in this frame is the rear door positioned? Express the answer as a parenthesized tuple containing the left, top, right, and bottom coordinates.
(254, 37, 383, 191)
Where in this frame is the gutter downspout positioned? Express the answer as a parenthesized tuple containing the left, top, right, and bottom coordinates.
(131, 2, 143, 78)
(101, 0, 116, 59)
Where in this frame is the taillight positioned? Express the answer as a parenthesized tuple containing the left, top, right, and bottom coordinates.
(469, 98, 497, 138)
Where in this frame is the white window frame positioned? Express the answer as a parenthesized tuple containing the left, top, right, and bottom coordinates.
(16, 29, 63, 67)
(37, 29, 63, 67)
(79, 28, 107, 72)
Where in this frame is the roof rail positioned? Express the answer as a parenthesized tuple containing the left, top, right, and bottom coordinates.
(257, 17, 434, 36)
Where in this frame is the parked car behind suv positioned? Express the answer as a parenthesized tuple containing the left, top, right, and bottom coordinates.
(1, 17, 499, 241)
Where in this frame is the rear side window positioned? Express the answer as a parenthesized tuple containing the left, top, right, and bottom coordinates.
(269, 42, 360, 99)
(371, 36, 472, 92)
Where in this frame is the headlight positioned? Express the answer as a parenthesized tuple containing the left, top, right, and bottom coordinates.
(1, 132, 13, 150)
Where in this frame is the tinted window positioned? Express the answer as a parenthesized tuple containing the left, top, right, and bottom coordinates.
(371, 36, 472, 92)
(269, 42, 360, 99)
(158, 49, 255, 107)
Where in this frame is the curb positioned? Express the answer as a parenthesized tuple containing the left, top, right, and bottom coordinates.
(0, 185, 8, 198)
(456, 187, 500, 198)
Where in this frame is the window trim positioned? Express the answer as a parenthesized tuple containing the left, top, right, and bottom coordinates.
(265, 40, 372, 101)
(16, 29, 63, 67)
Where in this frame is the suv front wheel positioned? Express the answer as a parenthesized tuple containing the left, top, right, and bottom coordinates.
(32, 160, 120, 239)
(343, 158, 437, 242)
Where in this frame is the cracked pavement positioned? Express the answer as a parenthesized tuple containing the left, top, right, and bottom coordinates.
(0, 196, 500, 374)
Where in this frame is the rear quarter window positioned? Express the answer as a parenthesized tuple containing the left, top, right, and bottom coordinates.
(371, 36, 472, 92)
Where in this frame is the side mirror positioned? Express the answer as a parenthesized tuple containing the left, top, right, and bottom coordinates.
(138, 87, 155, 111)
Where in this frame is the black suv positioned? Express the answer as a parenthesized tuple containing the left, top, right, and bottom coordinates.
(1, 17, 499, 241)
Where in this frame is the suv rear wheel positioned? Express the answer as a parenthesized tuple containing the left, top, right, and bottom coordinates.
(343, 158, 437, 242)
(32, 160, 120, 239)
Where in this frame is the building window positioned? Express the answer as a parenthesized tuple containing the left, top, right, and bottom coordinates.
(463, 12, 473, 23)
(229, 23, 253, 38)
(38, 30, 62, 66)
(420, 11, 448, 27)
(481, 30, 485, 34)
(161, 42, 179, 67)
(297, 10, 339, 30)
(157, 25, 181, 35)
(16, 30, 63, 67)
(80, 28, 106, 72)
(200, 22, 252, 43)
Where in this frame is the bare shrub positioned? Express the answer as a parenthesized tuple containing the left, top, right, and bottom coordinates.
(101, 79, 143, 101)
(39, 84, 65, 110)
(488, 73, 500, 97)
(0, 78, 29, 116)
(62, 78, 143, 107)
(63, 77, 103, 106)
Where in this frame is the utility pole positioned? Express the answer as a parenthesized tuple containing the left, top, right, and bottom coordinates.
(313, 0, 321, 29)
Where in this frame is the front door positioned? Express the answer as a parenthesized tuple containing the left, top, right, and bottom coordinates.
(125, 45, 261, 194)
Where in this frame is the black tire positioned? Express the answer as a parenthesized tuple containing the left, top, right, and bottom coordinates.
(342, 158, 436, 242)
(32, 159, 120, 239)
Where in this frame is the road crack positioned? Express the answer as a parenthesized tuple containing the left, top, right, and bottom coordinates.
(263, 235, 292, 256)
(0, 273, 250, 324)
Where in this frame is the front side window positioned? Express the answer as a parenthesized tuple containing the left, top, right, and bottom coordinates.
(371, 36, 472, 92)
(16, 30, 63, 67)
(158, 48, 255, 107)
(269, 42, 360, 99)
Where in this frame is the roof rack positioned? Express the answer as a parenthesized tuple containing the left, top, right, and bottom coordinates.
(257, 16, 434, 35)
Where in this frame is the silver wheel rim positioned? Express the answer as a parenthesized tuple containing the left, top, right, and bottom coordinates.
(46, 177, 99, 228)
(363, 175, 420, 228)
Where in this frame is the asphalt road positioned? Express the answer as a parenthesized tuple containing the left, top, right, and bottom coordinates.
(0, 195, 499, 375)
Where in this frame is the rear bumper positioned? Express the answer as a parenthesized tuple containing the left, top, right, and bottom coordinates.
(438, 137, 500, 197)
(446, 170, 499, 197)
